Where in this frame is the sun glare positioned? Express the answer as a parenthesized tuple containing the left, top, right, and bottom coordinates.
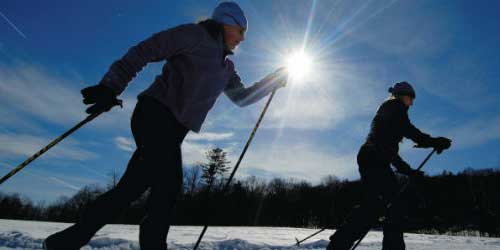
(286, 51, 313, 82)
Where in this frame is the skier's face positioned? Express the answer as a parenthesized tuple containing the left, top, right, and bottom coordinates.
(223, 24, 246, 50)
(401, 95, 414, 107)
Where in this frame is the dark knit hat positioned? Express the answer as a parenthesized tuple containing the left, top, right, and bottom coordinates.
(388, 81, 416, 98)
(212, 2, 248, 29)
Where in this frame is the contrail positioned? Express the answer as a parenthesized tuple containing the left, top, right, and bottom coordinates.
(0, 162, 81, 191)
(0, 10, 27, 39)
(50, 177, 81, 191)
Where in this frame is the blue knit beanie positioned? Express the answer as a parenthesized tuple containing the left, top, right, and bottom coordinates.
(212, 2, 248, 29)
(388, 81, 416, 98)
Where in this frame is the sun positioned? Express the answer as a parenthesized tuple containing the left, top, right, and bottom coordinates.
(286, 51, 313, 81)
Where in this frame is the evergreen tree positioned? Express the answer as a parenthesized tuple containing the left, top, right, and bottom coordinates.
(201, 147, 231, 189)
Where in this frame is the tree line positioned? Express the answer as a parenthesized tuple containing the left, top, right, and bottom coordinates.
(1, 148, 499, 237)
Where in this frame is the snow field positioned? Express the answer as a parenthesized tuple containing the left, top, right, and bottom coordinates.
(0, 219, 499, 250)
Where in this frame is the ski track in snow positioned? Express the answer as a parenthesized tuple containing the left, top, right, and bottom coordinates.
(0, 219, 499, 250)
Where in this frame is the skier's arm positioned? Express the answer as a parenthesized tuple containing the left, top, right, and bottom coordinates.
(391, 154, 412, 173)
(392, 154, 425, 177)
(394, 102, 452, 153)
(395, 103, 433, 147)
(99, 24, 203, 95)
(224, 63, 287, 107)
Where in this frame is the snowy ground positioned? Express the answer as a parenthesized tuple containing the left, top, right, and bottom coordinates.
(0, 219, 499, 250)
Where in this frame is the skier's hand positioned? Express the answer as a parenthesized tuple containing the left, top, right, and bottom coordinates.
(81, 84, 122, 114)
(410, 169, 424, 178)
(396, 164, 424, 178)
(431, 137, 452, 154)
(262, 67, 288, 89)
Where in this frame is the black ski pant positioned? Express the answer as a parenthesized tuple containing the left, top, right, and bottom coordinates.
(328, 145, 406, 250)
(45, 97, 188, 250)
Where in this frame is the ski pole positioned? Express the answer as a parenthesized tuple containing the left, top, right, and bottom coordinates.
(192, 89, 278, 250)
(350, 149, 436, 250)
(295, 198, 337, 246)
(0, 112, 103, 186)
(295, 228, 327, 246)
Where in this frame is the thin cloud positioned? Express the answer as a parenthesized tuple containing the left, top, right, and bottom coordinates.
(181, 141, 214, 165)
(0, 61, 87, 124)
(0, 132, 97, 161)
(0, 105, 45, 134)
(111, 138, 220, 166)
(114, 132, 235, 158)
(444, 116, 500, 149)
(410, 61, 499, 112)
(235, 141, 359, 183)
(343, 0, 453, 58)
(0, 11, 27, 39)
(186, 132, 234, 141)
(399, 114, 500, 151)
(0, 60, 136, 132)
(114, 136, 135, 152)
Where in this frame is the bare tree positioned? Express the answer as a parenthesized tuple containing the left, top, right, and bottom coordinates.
(184, 165, 203, 195)
(107, 169, 119, 190)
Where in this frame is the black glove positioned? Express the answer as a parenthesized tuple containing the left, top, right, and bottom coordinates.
(81, 85, 122, 114)
(431, 137, 452, 154)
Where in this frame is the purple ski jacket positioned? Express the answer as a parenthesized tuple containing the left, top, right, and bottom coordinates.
(99, 23, 281, 132)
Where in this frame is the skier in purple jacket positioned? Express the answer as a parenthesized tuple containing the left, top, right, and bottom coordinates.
(44, 2, 287, 250)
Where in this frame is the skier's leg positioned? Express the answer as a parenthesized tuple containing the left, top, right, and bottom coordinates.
(382, 185, 406, 250)
(382, 209, 405, 250)
(327, 189, 385, 250)
(44, 149, 149, 249)
(328, 146, 392, 250)
(44, 100, 150, 250)
(139, 144, 183, 249)
(130, 97, 188, 249)
(382, 228, 405, 250)
(328, 180, 386, 249)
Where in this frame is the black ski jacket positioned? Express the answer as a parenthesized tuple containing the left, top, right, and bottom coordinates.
(363, 98, 433, 170)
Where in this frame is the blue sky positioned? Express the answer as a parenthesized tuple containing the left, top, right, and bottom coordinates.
(1, 0, 499, 203)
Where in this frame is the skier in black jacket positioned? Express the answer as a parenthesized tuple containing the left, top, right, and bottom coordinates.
(327, 82, 451, 250)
